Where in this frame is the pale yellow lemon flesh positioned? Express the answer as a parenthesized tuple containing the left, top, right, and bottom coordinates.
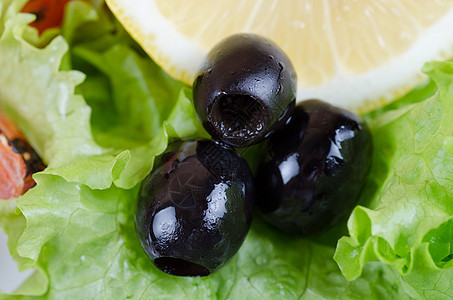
(106, 0, 453, 112)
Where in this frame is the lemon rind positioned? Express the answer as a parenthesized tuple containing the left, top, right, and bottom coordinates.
(106, 0, 453, 113)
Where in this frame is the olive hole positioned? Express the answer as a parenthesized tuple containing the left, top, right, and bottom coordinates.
(154, 257, 211, 277)
(209, 94, 269, 144)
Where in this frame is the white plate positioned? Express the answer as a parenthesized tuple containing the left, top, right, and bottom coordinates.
(0, 230, 33, 294)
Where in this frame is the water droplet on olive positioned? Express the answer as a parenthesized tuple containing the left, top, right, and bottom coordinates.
(135, 140, 255, 276)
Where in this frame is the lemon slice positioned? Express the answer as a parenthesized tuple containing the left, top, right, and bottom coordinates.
(106, 0, 453, 112)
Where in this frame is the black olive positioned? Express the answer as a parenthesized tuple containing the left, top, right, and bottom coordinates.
(255, 100, 372, 236)
(135, 140, 255, 276)
(193, 33, 297, 148)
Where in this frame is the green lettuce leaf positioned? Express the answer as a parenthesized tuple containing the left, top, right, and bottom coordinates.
(334, 61, 453, 298)
(0, 0, 191, 192)
(0, 1, 408, 298)
(0, 200, 48, 297)
(6, 173, 413, 299)
(0, 0, 447, 299)
(0, 0, 102, 166)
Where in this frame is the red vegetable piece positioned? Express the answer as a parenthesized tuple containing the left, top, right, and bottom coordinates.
(0, 112, 45, 199)
(0, 135, 27, 199)
(21, 0, 72, 35)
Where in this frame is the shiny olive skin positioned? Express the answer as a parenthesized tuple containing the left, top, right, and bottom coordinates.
(193, 33, 297, 148)
(255, 100, 372, 236)
(135, 140, 255, 277)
